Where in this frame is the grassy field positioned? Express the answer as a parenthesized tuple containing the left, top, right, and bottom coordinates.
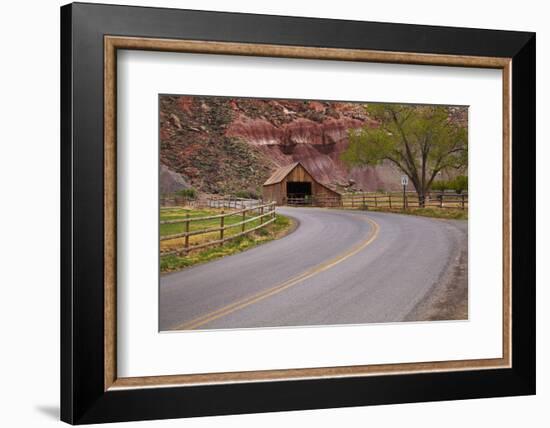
(160, 207, 293, 273)
(361, 206, 468, 220)
(160, 207, 262, 249)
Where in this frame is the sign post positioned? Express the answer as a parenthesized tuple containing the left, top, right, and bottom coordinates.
(401, 175, 408, 209)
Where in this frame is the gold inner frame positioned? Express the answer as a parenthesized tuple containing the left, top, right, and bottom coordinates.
(104, 35, 512, 391)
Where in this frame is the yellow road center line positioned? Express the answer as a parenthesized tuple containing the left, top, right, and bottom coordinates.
(171, 214, 380, 331)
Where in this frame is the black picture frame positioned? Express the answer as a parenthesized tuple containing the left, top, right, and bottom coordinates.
(61, 2, 535, 424)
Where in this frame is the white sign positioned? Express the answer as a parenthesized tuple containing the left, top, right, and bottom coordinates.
(401, 175, 409, 186)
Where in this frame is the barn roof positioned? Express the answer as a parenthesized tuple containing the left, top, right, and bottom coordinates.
(263, 162, 301, 185)
(263, 162, 342, 195)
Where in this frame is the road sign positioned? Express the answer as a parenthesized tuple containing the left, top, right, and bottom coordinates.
(401, 175, 409, 186)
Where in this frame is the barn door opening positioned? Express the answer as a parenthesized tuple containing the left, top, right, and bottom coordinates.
(287, 182, 312, 205)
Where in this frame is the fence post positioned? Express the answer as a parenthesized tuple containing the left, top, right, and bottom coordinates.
(389, 194, 392, 209)
(461, 194, 465, 210)
(362, 194, 366, 209)
(260, 205, 264, 224)
(374, 195, 378, 208)
(351, 196, 354, 208)
(242, 209, 246, 233)
(184, 213, 190, 253)
(220, 210, 225, 245)
(440, 194, 443, 208)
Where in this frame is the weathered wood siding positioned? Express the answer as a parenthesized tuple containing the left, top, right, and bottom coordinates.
(262, 183, 281, 204)
(263, 163, 341, 206)
(285, 163, 313, 183)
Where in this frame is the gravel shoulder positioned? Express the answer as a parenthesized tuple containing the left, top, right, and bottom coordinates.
(404, 219, 468, 321)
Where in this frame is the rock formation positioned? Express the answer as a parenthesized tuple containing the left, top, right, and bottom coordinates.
(159, 96, 460, 195)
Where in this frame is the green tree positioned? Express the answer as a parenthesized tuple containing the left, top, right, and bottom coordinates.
(342, 104, 467, 206)
(431, 180, 449, 192)
(452, 175, 468, 194)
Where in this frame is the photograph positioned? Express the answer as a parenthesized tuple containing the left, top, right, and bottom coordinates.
(158, 95, 469, 331)
(54, 1, 536, 424)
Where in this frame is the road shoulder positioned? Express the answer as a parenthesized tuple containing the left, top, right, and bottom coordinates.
(404, 219, 468, 321)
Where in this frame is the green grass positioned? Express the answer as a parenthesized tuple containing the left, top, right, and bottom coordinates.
(160, 207, 273, 249)
(365, 206, 468, 220)
(160, 212, 293, 273)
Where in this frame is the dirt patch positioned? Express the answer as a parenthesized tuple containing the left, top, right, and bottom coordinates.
(405, 221, 468, 321)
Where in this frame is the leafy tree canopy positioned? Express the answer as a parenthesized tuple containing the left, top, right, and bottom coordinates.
(342, 104, 467, 200)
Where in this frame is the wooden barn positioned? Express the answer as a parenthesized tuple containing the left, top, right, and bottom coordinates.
(262, 162, 342, 206)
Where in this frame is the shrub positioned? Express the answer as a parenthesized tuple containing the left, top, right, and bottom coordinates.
(234, 189, 259, 199)
(430, 176, 468, 193)
(431, 180, 448, 192)
(452, 175, 468, 194)
(176, 188, 197, 199)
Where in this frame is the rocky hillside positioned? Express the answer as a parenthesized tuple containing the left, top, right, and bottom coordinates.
(159, 96, 464, 195)
(160, 96, 273, 196)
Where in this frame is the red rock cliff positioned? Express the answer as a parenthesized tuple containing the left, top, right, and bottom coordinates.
(160, 96, 410, 195)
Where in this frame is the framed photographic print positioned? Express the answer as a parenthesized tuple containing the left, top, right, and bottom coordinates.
(60, 2, 536, 424)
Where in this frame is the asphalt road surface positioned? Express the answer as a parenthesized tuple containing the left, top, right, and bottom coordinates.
(160, 207, 467, 331)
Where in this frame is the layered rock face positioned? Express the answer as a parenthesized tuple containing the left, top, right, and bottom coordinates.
(160, 96, 410, 195)
(226, 116, 362, 185)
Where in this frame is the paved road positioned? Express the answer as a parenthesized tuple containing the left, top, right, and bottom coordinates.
(160, 207, 467, 331)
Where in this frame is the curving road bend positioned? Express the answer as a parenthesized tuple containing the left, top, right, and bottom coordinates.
(159, 207, 467, 331)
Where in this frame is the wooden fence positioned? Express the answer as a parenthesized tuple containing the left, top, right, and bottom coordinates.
(160, 194, 261, 210)
(160, 201, 276, 257)
(287, 192, 468, 210)
(160, 195, 199, 208)
(206, 197, 262, 210)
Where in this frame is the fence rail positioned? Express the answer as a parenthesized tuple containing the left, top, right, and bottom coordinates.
(160, 194, 262, 210)
(287, 192, 468, 210)
(160, 201, 276, 257)
(206, 197, 261, 210)
(160, 195, 200, 208)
